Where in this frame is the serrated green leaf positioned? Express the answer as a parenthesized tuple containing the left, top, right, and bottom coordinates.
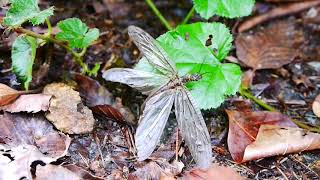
(11, 35, 38, 90)
(135, 22, 241, 109)
(193, 0, 255, 19)
(3, 0, 54, 27)
(185, 63, 241, 109)
(56, 18, 100, 49)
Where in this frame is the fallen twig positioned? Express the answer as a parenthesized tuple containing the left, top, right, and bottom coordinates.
(238, 1, 320, 32)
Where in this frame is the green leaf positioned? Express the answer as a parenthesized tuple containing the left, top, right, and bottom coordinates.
(11, 35, 38, 90)
(135, 22, 241, 109)
(3, 0, 54, 27)
(56, 18, 100, 49)
(193, 0, 255, 19)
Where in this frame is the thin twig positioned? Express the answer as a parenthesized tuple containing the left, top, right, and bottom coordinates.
(15, 28, 88, 73)
(181, 6, 195, 25)
(145, 0, 173, 30)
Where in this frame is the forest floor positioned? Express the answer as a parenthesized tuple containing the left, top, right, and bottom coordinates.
(0, 0, 320, 179)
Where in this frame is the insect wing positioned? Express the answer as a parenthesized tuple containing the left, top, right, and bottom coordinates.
(174, 87, 212, 169)
(135, 89, 175, 161)
(128, 25, 177, 76)
(103, 68, 169, 94)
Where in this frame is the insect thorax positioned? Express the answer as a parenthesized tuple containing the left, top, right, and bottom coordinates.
(181, 74, 202, 83)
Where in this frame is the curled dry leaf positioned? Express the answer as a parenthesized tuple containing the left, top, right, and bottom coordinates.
(0, 144, 67, 180)
(227, 110, 320, 163)
(243, 125, 320, 162)
(236, 21, 303, 70)
(0, 113, 71, 158)
(0, 83, 23, 106)
(43, 83, 95, 134)
(0, 94, 51, 113)
(312, 94, 320, 118)
(226, 110, 296, 162)
(72, 73, 135, 125)
(183, 164, 243, 180)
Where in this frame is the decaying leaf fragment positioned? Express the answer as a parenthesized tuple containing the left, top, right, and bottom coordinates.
(0, 94, 51, 113)
(312, 94, 320, 118)
(35, 164, 104, 180)
(0, 83, 23, 106)
(226, 110, 320, 163)
(0, 113, 71, 158)
(243, 125, 320, 162)
(43, 83, 95, 134)
(0, 144, 68, 180)
(183, 164, 243, 180)
(236, 21, 303, 70)
(72, 73, 135, 125)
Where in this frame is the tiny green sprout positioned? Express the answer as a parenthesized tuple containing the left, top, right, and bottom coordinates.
(2, 0, 100, 90)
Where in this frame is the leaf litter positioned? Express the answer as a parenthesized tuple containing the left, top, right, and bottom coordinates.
(1, 0, 320, 179)
(43, 83, 95, 134)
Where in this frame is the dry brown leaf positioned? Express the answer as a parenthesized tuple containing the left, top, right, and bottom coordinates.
(0, 94, 51, 113)
(0, 144, 67, 180)
(236, 21, 303, 70)
(72, 73, 135, 125)
(243, 125, 320, 162)
(129, 160, 183, 180)
(226, 110, 297, 163)
(34, 164, 104, 180)
(183, 164, 243, 180)
(241, 70, 255, 89)
(0, 83, 22, 106)
(0, 113, 70, 158)
(312, 94, 320, 117)
(43, 83, 95, 134)
(227, 110, 320, 163)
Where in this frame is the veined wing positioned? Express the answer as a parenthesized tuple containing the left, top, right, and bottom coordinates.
(135, 89, 175, 161)
(128, 25, 177, 77)
(174, 87, 212, 169)
(102, 68, 169, 95)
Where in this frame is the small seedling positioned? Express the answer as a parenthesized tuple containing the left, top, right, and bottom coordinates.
(2, 0, 100, 90)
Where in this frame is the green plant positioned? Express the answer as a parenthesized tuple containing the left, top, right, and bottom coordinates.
(2, 0, 100, 89)
(140, 0, 255, 109)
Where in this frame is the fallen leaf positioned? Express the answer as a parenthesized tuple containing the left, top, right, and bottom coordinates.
(0, 113, 70, 158)
(241, 70, 255, 89)
(0, 144, 66, 180)
(43, 83, 95, 134)
(243, 125, 320, 162)
(34, 164, 104, 180)
(72, 73, 135, 125)
(236, 21, 303, 70)
(292, 74, 315, 89)
(183, 164, 243, 180)
(35, 164, 81, 180)
(0, 94, 51, 113)
(312, 94, 320, 118)
(0, 83, 22, 106)
(129, 160, 183, 180)
(226, 110, 297, 162)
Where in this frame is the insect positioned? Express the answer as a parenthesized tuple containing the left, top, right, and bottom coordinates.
(103, 26, 212, 169)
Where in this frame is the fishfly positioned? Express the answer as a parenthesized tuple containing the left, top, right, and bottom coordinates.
(103, 26, 212, 169)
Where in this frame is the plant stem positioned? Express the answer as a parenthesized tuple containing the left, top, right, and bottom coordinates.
(45, 18, 52, 36)
(239, 87, 320, 133)
(239, 87, 277, 112)
(181, 6, 195, 25)
(145, 0, 173, 30)
(16, 28, 88, 73)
